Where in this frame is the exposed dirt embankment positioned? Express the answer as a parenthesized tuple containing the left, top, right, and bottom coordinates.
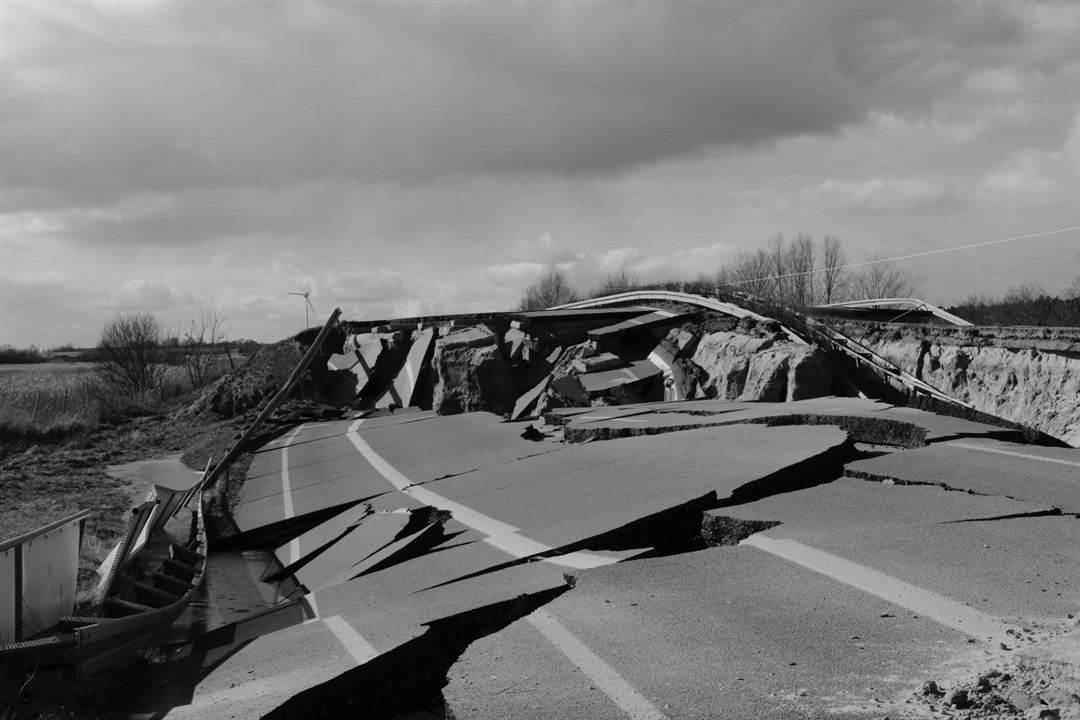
(834, 321, 1080, 447)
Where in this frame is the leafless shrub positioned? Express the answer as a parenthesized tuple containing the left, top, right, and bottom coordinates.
(96, 312, 165, 397)
(518, 263, 580, 310)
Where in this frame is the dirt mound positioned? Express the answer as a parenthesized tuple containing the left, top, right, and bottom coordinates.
(186, 339, 308, 419)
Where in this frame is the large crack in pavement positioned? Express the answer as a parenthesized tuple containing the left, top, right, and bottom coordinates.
(844, 467, 1078, 517)
(562, 411, 933, 448)
(260, 585, 570, 720)
(417, 438, 855, 591)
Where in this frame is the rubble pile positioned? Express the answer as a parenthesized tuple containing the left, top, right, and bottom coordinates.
(317, 307, 842, 419)
(911, 664, 1080, 719)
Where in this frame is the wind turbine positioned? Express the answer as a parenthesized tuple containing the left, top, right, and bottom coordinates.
(286, 289, 316, 329)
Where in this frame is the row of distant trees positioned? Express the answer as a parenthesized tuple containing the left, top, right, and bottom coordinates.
(517, 233, 921, 311)
(0, 306, 259, 403)
(946, 284, 1080, 326)
(95, 306, 243, 396)
(718, 233, 921, 305)
(0, 345, 47, 364)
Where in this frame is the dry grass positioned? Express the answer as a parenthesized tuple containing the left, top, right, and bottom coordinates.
(0, 364, 99, 438)
(0, 362, 229, 442)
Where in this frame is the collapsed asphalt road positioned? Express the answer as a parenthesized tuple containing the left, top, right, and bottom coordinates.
(125, 396, 1080, 720)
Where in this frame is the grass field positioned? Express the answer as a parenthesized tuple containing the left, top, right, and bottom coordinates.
(0, 359, 234, 441)
(0, 363, 100, 437)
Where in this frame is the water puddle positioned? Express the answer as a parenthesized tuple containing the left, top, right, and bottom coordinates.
(106, 452, 204, 506)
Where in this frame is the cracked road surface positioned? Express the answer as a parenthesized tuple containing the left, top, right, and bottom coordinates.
(156, 398, 1079, 719)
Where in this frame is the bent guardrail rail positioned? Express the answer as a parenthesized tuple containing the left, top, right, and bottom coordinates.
(810, 298, 974, 327)
(0, 464, 211, 677)
(553, 289, 979, 411)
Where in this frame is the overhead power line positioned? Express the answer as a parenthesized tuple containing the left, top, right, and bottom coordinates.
(720, 225, 1080, 287)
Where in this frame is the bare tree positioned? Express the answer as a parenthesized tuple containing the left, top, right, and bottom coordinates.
(722, 247, 775, 299)
(820, 235, 847, 304)
(768, 233, 788, 303)
(850, 253, 922, 299)
(181, 304, 231, 388)
(786, 232, 816, 306)
(518, 263, 580, 311)
(96, 312, 165, 396)
(591, 265, 640, 298)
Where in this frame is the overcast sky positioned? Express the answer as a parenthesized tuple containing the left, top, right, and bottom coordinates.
(2, 0, 1078, 348)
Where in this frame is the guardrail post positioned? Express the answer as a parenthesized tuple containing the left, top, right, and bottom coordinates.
(13, 544, 23, 641)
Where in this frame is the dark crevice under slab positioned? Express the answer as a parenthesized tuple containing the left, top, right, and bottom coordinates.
(261, 585, 570, 720)
(564, 412, 932, 448)
(419, 437, 855, 591)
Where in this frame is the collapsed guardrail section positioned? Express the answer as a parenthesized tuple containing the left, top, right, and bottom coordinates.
(0, 467, 210, 678)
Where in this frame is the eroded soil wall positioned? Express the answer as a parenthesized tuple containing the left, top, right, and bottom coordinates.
(834, 321, 1080, 447)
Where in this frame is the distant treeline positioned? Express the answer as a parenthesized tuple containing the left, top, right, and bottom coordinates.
(0, 345, 47, 364)
(945, 286, 1080, 327)
(0, 339, 265, 365)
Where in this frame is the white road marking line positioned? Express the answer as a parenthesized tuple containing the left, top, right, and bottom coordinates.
(323, 614, 379, 665)
(527, 609, 668, 720)
(280, 425, 304, 565)
(346, 419, 622, 569)
(742, 535, 1007, 641)
(947, 442, 1080, 468)
(301, 592, 321, 623)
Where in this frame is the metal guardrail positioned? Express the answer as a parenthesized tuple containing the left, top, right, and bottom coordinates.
(552, 290, 807, 343)
(553, 289, 977, 412)
(812, 298, 973, 327)
(0, 510, 90, 644)
(0, 462, 212, 675)
(67, 488, 207, 678)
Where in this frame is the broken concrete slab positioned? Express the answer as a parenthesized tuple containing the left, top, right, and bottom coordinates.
(398, 424, 849, 553)
(571, 352, 624, 374)
(647, 338, 694, 401)
(292, 510, 412, 592)
(388, 327, 437, 409)
(576, 359, 663, 395)
(547, 397, 1042, 449)
(348, 332, 411, 409)
(318, 516, 446, 589)
(511, 373, 553, 421)
(439, 325, 496, 350)
(305, 521, 571, 653)
(272, 502, 373, 576)
(502, 327, 527, 363)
